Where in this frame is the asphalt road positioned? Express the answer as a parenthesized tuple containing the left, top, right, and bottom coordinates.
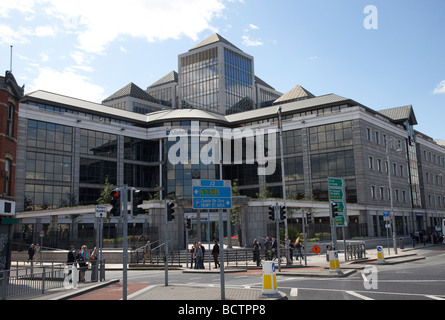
(104, 246, 445, 300)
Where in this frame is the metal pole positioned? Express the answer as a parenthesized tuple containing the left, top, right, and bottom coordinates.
(219, 209, 225, 300)
(302, 210, 307, 266)
(386, 139, 398, 254)
(275, 203, 281, 272)
(164, 199, 169, 286)
(277, 106, 290, 265)
(122, 185, 128, 300)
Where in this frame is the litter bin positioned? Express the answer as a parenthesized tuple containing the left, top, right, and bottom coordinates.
(90, 260, 98, 282)
(399, 238, 404, 250)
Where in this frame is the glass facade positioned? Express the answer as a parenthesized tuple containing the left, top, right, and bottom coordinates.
(180, 47, 219, 111)
(27, 120, 72, 152)
(224, 48, 254, 114)
(309, 121, 353, 151)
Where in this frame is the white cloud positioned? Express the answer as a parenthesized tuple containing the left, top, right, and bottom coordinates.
(433, 80, 445, 94)
(37, 0, 226, 53)
(249, 24, 259, 30)
(242, 35, 263, 47)
(29, 67, 105, 102)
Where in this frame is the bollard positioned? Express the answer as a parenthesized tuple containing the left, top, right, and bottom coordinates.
(261, 261, 277, 296)
(399, 238, 404, 250)
(376, 246, 385, 264)
(328, 251, 342, 274)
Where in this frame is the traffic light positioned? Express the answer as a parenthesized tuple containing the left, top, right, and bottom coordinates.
(110, 190, 121, 217)
(306, 212, 312, 224)
(331, 201, 339, 217)
(268, 206, 275, 221)
(186, 217, 191, 230)
(132, 189, 144, 215)
(167, 201, 175, 221)
(279, 205, 287, 221)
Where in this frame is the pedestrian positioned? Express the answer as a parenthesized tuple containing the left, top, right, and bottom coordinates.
(194, 242, 205, 269)
(295, 237, 304, 263)
(143, 241, 152, 265)
(253, 238, 261, 267)
(190, 242, 196, 269)
(271, 237, 277, 260)
(67, 245, 76, 280)
(27, 244, 35, 264)
(211, 239, 220, 269)
(34, 243, 41, 265)
(199, 242, 206, 269)
(78, 245, 88, 282)
(288, 240, 295, 262)
(264, 237, 272, 260)
(90, 247, 97, 260)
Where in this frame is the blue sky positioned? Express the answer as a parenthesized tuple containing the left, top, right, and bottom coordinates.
(1, 0, 444, 139)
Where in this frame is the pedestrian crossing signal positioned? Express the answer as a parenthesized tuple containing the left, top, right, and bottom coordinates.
(167, 201, 175, 221)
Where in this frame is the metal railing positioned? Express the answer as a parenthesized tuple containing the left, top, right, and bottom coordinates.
(1, 260, 105, 300)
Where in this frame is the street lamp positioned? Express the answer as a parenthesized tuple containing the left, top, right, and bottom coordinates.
(276, 106, 290, 265)
(386, 138, 403, 255)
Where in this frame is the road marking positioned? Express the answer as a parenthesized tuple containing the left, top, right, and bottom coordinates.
(290, 288, 298, 297)
(426, 295, 445, 300)
(346, 291, 374, 300)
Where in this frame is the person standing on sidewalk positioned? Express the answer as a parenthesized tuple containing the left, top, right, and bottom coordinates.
(253, 239, 261, 267)
(78, 245, 88, 282)
(211, 239, 220, 269)
(142, 241, 152, 265)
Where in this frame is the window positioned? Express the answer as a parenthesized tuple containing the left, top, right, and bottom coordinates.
(366, 128, 371, 141)
(369, 156, 374, 170)
(377, 159, 382, 172)
(7, 103, 14, 137)
(3, 158, 12, 195)
(379, 187, 384, 200)
(371, 185, 376, 199)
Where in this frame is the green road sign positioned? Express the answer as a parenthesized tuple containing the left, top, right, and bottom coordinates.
(328, 177, 347, 227)
(329, 189, 344, 200)
(328, 177, 344, 188)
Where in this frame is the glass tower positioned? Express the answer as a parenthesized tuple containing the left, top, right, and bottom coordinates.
(178, 34, 255, 115)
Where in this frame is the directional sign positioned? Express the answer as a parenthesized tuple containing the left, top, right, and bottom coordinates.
(328, 177, 344, 188)
(328, 177, 347, 227)
(95, 205, 107, 218)
(192, 180, 232, 209)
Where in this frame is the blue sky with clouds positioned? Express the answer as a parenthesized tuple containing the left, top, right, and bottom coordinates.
(1, 0, 444, 139)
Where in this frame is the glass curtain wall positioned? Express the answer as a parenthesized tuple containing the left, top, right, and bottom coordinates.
(224, 48, 254, 114)
(180, 47, 219, 112)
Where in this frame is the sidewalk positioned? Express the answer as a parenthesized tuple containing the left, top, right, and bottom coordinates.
(19, 244, 432, 301)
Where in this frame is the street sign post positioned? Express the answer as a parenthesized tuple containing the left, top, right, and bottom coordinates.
(192, 180, 232, 209)
(192, 179, 232, 300)
(328, 177, 347, 227)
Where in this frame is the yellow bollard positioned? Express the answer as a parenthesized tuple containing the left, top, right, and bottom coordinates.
(328, 251, 341, 273)
(376, 246, 385, 264)
(261, 261, 277, 295)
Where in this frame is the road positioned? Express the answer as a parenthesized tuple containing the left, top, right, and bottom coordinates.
(104, 246, 445, 300)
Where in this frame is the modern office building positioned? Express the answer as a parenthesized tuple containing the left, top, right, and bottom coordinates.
(11, 34, 445, 249)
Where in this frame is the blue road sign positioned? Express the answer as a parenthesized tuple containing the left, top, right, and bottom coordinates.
(192, 180, 232, 209)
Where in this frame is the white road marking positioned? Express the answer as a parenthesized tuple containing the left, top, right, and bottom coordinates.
(346, 291, 374, 300)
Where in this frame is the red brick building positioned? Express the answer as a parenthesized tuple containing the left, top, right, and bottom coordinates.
(0, 71, 24, 202)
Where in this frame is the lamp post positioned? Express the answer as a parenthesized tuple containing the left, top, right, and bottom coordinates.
(277, 106, 290, 265)
(386, 138, 402, 255)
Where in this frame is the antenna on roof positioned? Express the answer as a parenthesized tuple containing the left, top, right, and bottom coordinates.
(10, 45, 13, 72)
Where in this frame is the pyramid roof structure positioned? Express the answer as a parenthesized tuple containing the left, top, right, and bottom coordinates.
(103, 82, 159, 104)
(189, 33, 242, 52)
(274, 85, 315, 105)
